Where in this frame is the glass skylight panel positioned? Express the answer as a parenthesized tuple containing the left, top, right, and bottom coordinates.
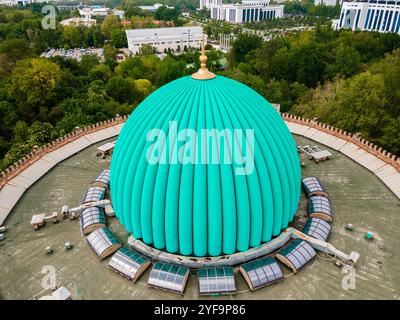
(240, 256, 283, 290)
(276, 239, 316, 272)
(147, 262, 189, 294)
(86, 227, 121, 259)
(82, 187, 106, 204)
(80, 206, 106, 235)
(309, 196, 333, 216)
(302, 218, 331, 242)
(198, 267, 236, 295)
(108, 246, 150, 281)
(92, 169, 110, 187)
(302, 177, 327, 196)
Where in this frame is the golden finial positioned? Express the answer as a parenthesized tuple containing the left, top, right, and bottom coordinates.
(192, 32, 216, 80)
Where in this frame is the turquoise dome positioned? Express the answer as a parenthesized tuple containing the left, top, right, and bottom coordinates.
(110, 75, 301, 257)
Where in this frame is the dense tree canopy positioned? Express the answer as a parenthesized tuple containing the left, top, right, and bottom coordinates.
(284, 1, 341, 18)
(292, 49, 400, 154)
(0, 4, 399, 172)
(0, 5, 200, 170)
(225, 26, 400, 154)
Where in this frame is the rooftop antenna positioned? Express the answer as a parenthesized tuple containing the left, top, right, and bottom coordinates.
(192, 33, 216, 80)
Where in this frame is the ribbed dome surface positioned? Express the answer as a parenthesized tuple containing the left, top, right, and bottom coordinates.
(110, 75, 301, 257)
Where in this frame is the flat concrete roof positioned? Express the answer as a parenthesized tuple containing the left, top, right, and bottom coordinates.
(0, 135, 399, 300)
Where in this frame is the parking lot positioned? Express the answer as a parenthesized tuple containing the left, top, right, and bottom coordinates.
(40, 48, 105, 62)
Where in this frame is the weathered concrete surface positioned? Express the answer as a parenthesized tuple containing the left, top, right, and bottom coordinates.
(0, 123, 123, 225)
(0, 136, 399, 300)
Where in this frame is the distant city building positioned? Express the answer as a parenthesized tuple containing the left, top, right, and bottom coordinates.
(0, 0, 14, 5)
(78, 6, 124, 19)
(126, 27, 204, 54)
(138, 3, 174, 12)
(314, 0, 341, 6)
(205, 0, 284, 24)
(60, 17, 96, 27)
(200, 0, 222, 10)
(0, 0, 48, 5)
(332, 0, 400, 34)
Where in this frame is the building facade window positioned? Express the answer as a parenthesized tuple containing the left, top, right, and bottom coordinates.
(392, 11, 399, 31)
(376, 10, 384, 30)
(396, 12, 400, 32)
(373, 10, 380, 30)
(364, 9, 371, 28)
(369, 10, 376, 29)
(355, 9, 361, 29)
(229, 9, 236, 22)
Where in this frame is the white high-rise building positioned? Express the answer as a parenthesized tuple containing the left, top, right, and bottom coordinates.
(126, 27, 204, 54)
(332, 0, 400, 34)
(206, 0, 284, 24)
(200, 0, 222, 10)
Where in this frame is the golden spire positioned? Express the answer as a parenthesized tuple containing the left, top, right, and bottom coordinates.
(191, 33, 216, 80)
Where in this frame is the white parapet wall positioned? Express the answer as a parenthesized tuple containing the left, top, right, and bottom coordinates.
(282, 113, 400, 199)
(0, 116, 126, 225)
(0, 113, 399, 226)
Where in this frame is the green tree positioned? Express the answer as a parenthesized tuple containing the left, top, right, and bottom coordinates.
(333, 71, 387, 139)
(80, 54, 100, 74)
(115, 56, 147, 79)
(86, 25, 104, 47)
(0, 54, 12, 80)
(0, 120, 55, 171)
(327, 44, 361, 78)
(380, 117, 400, 155)
(110, 28, 127, 48)
(0, 101, 18, 142)
(89, 64, 112, 82)
(101, 14, 120, 39)
(0, 38, 32, 62)
(154, 6, 181, 22)
(62, 25, 82, 48)
(291, 77, 345, 120)
(8, 58, 62, 106)
(54, 110, 94, 137)
(156, 56, 186, 85)
(370, 48, 400, 116)
(106, 76, 139, 104)
(139, 44, 156, 55)
(103, 43, 118, 69)
(229, 33, 262, 66)
(292, 43, 329, 87)
(221, 68, 268, 97)
(134, 79, 156, 100)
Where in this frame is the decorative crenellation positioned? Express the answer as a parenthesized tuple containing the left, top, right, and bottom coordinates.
(281, 113, 400, 171)
(0, 114, 129, 190)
